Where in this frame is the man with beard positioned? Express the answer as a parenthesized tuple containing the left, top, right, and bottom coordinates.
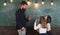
(15, 1, 32, 35)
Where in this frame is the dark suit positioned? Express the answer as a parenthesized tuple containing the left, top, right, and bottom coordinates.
(15, 9, 28, 30)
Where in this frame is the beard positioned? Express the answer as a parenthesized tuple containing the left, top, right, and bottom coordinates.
(22, 8, 26, 11)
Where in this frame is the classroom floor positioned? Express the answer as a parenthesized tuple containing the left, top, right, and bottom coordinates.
(0, 26, 60, 35)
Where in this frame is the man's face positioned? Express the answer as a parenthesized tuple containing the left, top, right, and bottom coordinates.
(21, 4, 28, 11)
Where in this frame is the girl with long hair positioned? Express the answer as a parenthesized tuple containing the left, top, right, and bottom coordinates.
(34, 16, 51, 35)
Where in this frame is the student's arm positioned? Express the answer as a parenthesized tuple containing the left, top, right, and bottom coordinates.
(47, 23, 51, 31)
(34, 19, 40, 30)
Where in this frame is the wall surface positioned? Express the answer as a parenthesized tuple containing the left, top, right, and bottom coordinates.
(0, 0, 60, 27)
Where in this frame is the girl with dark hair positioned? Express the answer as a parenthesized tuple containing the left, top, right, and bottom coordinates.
(45, 15, 52, 35)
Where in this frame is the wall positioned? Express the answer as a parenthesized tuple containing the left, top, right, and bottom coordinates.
(0, 0, 60, 27)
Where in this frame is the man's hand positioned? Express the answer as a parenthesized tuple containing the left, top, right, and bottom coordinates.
(21, 27, 25, 31)
(28, 16, 32, 21)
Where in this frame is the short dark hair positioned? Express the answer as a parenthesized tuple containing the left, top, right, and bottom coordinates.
(21, 1, 28, 5)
